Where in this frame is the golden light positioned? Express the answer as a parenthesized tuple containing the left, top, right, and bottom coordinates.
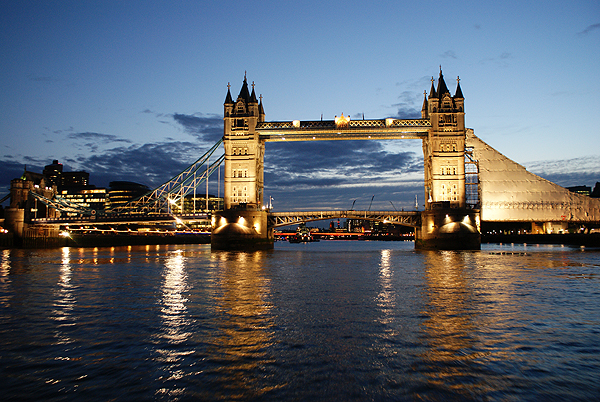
(385, 118, 394, 127)
(293, 120, 300, 128)
(238, 216, 246, 225)
(334, 113, 350, 128)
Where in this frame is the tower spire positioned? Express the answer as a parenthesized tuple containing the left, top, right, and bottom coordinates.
(454, 76, 464, 99)
(421, 90, 428, 119)
(224, 82, 233, 104)
(429, 77, 437, 98)
(250, 81, 258, 103)
(436, 68, 449, 98)
(237, 74, 250, 101)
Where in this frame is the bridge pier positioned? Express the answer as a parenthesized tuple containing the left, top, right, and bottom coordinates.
(210, 209, 274, 250)
(415, 208, 481, 250)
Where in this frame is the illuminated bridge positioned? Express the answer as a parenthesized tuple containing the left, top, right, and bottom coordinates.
(6, 70, 600, 249)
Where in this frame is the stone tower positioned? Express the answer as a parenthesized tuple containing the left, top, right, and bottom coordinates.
(212, 74, 273, 250)
(222, 74, 266, 210)
(422, 68, 466, 209)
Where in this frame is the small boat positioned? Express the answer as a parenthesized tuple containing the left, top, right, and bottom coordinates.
(289, 224, 319, 243)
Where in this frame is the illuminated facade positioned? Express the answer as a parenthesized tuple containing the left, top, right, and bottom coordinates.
(421, 70, 466, 208)
(222, 74, 265, 210)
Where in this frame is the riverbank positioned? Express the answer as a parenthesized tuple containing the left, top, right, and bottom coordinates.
(482, 232, 600, 247)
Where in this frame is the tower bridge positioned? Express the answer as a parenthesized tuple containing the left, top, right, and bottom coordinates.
(211, 70, 600, 250)
(7, 70, 600, 249)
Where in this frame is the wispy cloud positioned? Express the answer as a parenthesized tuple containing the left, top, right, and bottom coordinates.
(480, 52, 513, 67)
(525, 156, 600, 187)
(66, 132, 133, 153)
(74, 140, 205, 188)
(66, 132, 132, 144)
(391, 91, 422, 119)
(172, 113, 222, 143)
(141, 109, 165, 118)
(441, 50, 457, 59)
(577, 23, 600, 36)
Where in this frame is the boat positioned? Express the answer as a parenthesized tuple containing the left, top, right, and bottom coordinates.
(289, 224, 320, 243)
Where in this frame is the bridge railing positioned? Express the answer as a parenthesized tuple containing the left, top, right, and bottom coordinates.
(256, 118, 431, 130)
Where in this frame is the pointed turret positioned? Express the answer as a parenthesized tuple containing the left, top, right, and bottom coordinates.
(429, 77, 437, 98)
(421, 91, 428, 119)
(249, 81, 258, 103)
(237, 74, 250, 102)
(454, 76, 464, 99)
(436, 68, 450, 98)
(258, 94, 265, 118)
(224, 83, 233, 105)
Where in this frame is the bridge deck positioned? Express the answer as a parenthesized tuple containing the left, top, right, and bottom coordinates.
(268, 210, 421, 228)
(257, 119, 430, 141)
(30, 213, 210, 226)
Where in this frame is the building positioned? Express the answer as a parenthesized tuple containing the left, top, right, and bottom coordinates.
(61, 171, 89, 189)
(182, 194, 224, 213)
(567, 186, 592, 196)
(42, 160, 63, 189)
(59, 186, 107, 214)
(107, 181, 150, 210)
(4, 169, 57, 236)
(591, 183, 600, 198)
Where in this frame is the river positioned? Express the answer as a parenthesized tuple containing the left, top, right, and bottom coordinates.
(1, 241, 599, 401)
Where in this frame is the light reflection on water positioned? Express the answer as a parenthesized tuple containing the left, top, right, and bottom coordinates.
(0, 242, 598, 400)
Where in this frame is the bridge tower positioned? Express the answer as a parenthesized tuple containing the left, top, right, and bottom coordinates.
(211, 74, 273, 249)
(417, 69, 480, 249)
(222, 74, 266, 209)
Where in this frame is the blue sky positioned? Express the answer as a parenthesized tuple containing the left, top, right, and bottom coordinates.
(1, 0, 599, 211)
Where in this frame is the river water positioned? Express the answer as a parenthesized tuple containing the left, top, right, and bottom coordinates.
(1, 241, 599, 401)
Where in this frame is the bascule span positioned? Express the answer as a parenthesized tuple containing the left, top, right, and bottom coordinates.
(467, 129, 600, 227)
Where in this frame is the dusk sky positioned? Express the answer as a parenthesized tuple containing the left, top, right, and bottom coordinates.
(1, 0, 599, 211)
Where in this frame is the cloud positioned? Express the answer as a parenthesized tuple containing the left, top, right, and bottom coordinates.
(479, 52, 513, 67)
(525, 156, 600, 187)
(141, 109, 165, 118)
(391, 91, 422, 119)
(75, 140, 205, 189)
(0, 161, 29, 194)
(65, 132, 133, 153)
(264, 140, 423, 206)
(172, 113, 222, 142)
(578, 23, 600, 36)
(441, 50, 457, 59)
(66, 132, 132, 144)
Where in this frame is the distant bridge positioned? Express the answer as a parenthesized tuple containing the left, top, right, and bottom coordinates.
(268, 210, 420, 228)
